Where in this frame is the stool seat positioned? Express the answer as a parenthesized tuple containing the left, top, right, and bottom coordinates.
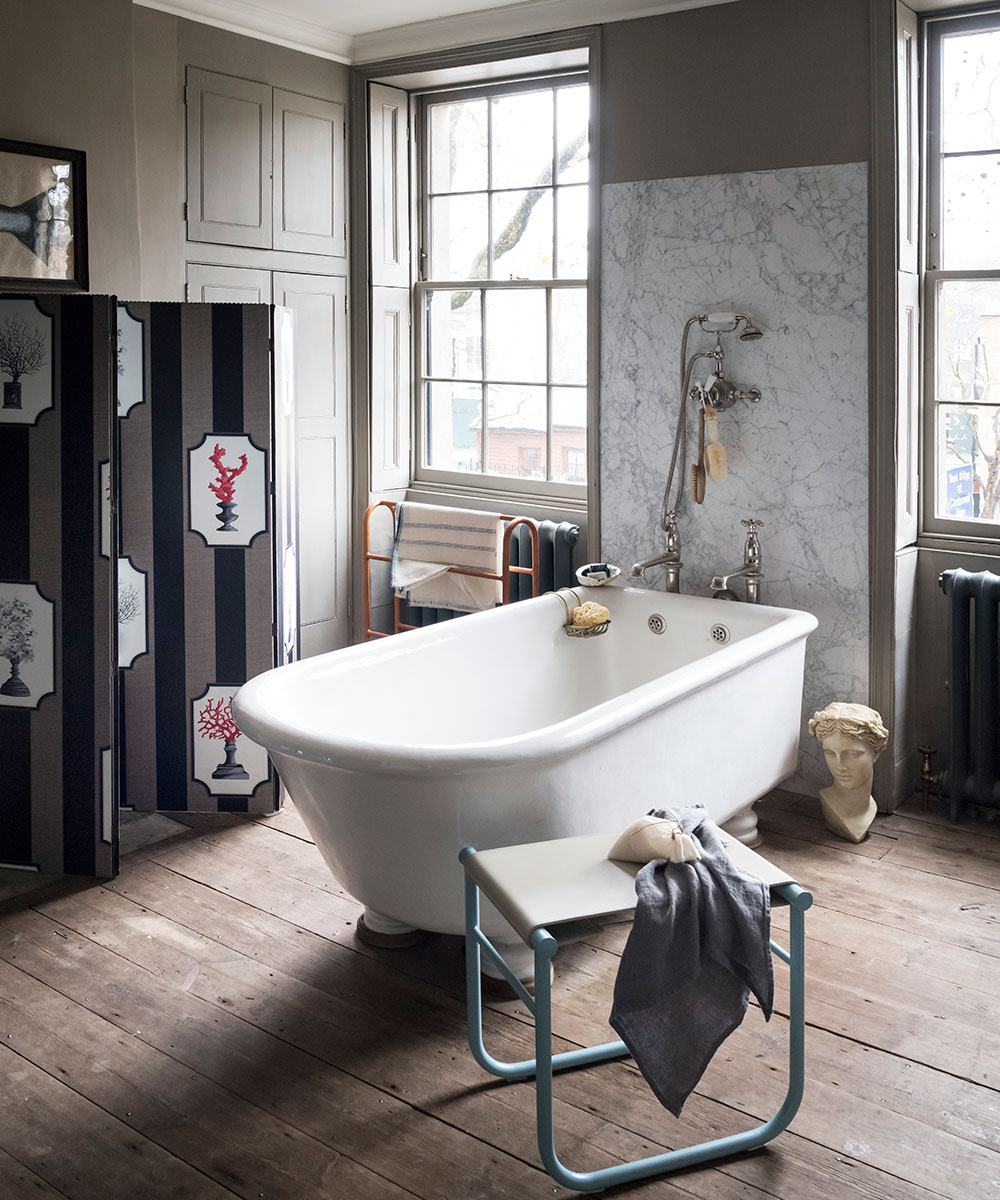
(460, 829, 811, 1193)
(464, 828, 796, 944)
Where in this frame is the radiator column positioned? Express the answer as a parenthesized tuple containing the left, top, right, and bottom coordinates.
(939, 568, 1000, 820)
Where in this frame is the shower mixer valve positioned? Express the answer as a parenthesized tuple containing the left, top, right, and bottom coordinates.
(693, 374, 762, 412)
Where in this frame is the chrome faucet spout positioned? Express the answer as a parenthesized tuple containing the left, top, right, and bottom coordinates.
(631, 512, 682, 593)
(630, 549, 682, 578)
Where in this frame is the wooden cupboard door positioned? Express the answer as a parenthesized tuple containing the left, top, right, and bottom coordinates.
(186, 68, 273, 249)
(186, 264, 272, 304)
(273, 272, 351, 656)
(273, 91, 346, 264)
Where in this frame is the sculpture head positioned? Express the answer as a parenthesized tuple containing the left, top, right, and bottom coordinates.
(807, 702, 888, 794)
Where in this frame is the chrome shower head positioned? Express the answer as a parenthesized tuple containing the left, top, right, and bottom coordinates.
(698, 311, 764, 341)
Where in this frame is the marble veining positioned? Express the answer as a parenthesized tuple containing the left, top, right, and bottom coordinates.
(600, 163, 869, 792)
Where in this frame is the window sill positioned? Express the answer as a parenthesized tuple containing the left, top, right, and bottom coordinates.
(915, 531, 1000, 558)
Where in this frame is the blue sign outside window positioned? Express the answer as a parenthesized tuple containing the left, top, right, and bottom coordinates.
(947, 464, 974, 517)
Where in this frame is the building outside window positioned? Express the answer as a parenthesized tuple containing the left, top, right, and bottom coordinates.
(925, 10, 1000, 534)
(415, 76, 589, 497)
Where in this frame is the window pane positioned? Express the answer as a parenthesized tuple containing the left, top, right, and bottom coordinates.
(556, 186, 588, 278)
(942, 155, 1000, 268)
(485, 289, 546, 382)
(486, 384, 547, 479)
(552, 387, 587, 484)
(551, 288, 587, 384)
(557, 86, 589, 183)
(491, 90, 553, 190)
(430, 194, 488, 280)
(429, 98, 488, 192)
(936, 280, 1000, 403)
(491, 189, 553, 279)
(935, 404, 1000, 522)
(426, 381, 482, 472)
(940, 30, 1000, 153)
(426, 290, 482, 380)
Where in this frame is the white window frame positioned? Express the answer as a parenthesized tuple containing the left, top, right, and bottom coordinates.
(922, 6, 1000, 545)
(411, 71, 591, 505)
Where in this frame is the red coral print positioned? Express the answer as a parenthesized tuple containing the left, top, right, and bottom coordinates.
(207, 443, 248, 503)
(197, 696, 242, 742)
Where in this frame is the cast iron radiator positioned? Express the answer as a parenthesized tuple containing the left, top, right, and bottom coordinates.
(400, 519, 581, 628)
(939, 567, 1000, 820)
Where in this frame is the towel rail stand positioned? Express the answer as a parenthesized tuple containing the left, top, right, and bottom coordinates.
(361, 500, 540, 640)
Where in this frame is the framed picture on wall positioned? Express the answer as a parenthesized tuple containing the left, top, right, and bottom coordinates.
(0, 138, 88, 291)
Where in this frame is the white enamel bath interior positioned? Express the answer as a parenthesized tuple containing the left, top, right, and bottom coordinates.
(234, 586, 818, 944)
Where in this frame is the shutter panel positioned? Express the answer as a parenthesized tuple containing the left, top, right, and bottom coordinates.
(369, 83, 410, 288)
(370, 287, 411, 492)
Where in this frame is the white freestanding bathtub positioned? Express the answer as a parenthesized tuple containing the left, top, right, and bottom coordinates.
(234, 587, 816, 952)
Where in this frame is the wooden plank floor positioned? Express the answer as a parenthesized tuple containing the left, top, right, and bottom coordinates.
(0, 792, 997, 1200)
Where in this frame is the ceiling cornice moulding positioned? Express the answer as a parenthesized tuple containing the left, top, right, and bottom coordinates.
(353, 0, 739, 64)
(134, 0, 354, 63)
(134, 0, 739, 65)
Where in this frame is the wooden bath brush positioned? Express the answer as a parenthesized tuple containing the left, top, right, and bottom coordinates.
(703, 401, 728, 482)
(689, 408, 706, 504)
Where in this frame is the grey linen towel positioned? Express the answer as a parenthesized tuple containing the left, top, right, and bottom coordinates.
(609, 806, 773, 1117)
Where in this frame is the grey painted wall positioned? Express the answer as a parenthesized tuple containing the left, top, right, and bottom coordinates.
(601, 0, 871, 185)
(132, 7, 184, 301)
(0, 0, 142, 297)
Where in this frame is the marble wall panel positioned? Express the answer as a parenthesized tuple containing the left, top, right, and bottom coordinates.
(600, 163, 869, 792)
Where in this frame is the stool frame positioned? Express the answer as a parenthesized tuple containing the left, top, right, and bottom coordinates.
(460, 845, 813, 1193)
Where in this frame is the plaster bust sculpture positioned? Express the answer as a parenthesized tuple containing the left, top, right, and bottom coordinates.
(807, 702, 889, 843)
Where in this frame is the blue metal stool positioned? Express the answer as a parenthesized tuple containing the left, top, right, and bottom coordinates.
(460, 830, 812, 1193)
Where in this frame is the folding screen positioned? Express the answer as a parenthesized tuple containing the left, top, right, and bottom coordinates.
(117, 302, 280, 814)
(0, 294, 116, 877)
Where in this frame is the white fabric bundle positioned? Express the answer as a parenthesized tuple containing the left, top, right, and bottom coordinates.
(607, 814, 701, 864)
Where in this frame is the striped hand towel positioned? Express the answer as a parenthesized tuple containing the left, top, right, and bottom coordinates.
(391, 501, 502, 613)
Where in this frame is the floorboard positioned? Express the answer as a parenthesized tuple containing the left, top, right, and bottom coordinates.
(0, 794, 994, 1199)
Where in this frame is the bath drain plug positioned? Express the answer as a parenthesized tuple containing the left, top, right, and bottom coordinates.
(647, 614, 666, 635)
(710, 624, 730, 644)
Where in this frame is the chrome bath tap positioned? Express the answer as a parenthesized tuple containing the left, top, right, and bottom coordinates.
(710, 518, 764, 604)
(629, 511, 682, 593)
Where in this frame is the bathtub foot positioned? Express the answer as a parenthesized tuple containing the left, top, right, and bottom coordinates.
(721, 806, 763, 848)
(356, 909, 429, 949)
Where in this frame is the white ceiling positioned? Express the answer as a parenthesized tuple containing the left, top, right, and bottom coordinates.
(136, 0, 738, 64)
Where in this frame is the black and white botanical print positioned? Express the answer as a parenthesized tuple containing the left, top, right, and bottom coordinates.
(116, 304, 144, 417)
(0, 298, 53, 425)
(117, 557, 148, 669)
(0, 581, 54, 709)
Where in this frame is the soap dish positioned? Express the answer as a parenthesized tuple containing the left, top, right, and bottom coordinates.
(564, 619, 610, 639)
(575, 563, 621, 587)
(552, 589, 611, 638)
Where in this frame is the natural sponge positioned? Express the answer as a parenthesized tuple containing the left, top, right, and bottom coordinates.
(571, 600, 610, 627)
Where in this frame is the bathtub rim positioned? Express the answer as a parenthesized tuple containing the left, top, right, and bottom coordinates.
(234, 590, 818, 777)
